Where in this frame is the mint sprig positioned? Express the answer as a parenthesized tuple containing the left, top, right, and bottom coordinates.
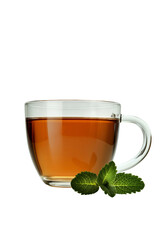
(71, 161, 145, 197)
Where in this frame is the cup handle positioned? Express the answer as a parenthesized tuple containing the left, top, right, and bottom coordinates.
(116, 115, 152, 172)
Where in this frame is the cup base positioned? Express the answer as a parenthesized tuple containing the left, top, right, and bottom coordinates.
(41, 176, 73, 188)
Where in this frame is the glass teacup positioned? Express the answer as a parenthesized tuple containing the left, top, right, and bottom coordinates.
(25, 100, 151, 187)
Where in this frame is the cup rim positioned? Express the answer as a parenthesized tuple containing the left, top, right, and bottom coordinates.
(25, 99, 121, 106)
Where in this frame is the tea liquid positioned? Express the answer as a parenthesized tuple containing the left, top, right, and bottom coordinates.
(26, 118, 119, 181)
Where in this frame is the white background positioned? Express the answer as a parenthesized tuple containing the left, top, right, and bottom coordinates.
(0, 0, 159, 239)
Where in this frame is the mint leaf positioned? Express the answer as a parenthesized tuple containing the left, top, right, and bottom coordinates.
(71, 161, 145, 197)
(71, 172, 99, 195)
(110, 173, 145, 194)
(100, 182, 116, 197)
(97, 161, 117, 186)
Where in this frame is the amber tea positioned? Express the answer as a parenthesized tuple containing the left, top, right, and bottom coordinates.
(26, 117, 119, 185)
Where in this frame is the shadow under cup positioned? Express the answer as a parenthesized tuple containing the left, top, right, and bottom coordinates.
(25, 100, 151, 187)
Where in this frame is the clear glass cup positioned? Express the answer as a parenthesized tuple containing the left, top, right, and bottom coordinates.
(25, 100, 151, 187)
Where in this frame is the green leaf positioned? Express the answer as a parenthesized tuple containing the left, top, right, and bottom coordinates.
(100, 182, 116, 198)
(71, 172, 99, 195)
(97, 161, 117, 186)
(71, 161, 145, 197)
(111, 173, 145, 194)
